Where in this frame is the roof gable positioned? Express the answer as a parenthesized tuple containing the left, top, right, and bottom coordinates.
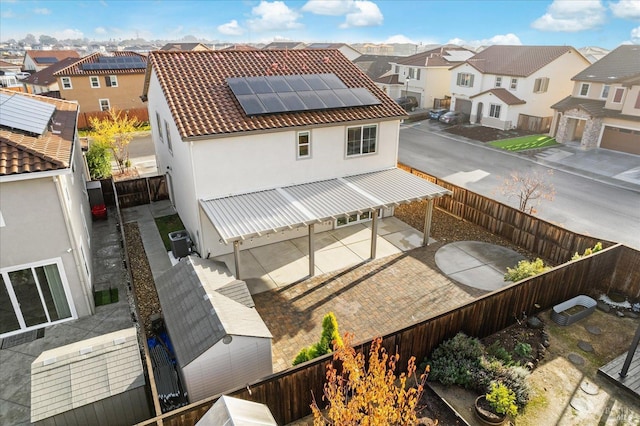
(25, 50, 80, 63)
(396, 45, 474, 67)
(144, 49, 407, 139)
(463, 45, 577, 77)
(470, 88, 526, 105)
(22, 57, 79, 86)
(55, 51, 148, 76)
(573, 44, 640, 83)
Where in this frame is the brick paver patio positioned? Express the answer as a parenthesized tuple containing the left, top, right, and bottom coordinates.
(253, 242, 486, 372)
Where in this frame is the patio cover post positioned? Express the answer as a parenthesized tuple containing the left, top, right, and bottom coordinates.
(620, 322, 640, 378)
(308, 224, 315, 277)
(233, 240, 241, 279)
(370, 209, 378, 259)
(423, 199, 434, 246)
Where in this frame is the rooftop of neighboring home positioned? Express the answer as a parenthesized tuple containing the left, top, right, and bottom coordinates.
(54, 51, 148, 76)
(24, 49, 80, 65)
(572, 44, 640, 83)
(21, 57, 79, 86)
(159, 42, 211, 51)
(218, 44, 259, 51)
(455, 45, 583, 77)
(0, 88, 78, 176)
(394, 45, 475, 67)
(353, 54, 404, 80)
(262, 41, 305, 50)
(143, 49, 407, 139)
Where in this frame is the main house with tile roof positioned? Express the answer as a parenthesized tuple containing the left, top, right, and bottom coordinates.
(142, 49, 450, 279)
(449, 45, 591, 132)
(0, 89, 94, 340)
(22, 49, 80, 72)
(54, 51, 148, 116)
(551, 44, 640, 155)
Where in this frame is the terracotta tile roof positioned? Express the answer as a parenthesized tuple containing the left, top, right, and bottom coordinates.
(25, 50, 80, 63)
(54, 51, 148, 76)
(459, 45, 577, 77)
(572, 45, 640, 83)
(0, 89, 78, 176)
(144, 49, 407, 139)
(22, 57, 79, 87)
(396, 45, 474, 67)
(470, 88, 526, 105)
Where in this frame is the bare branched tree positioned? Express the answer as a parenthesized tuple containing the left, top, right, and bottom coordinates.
(499, 170, 555, 215)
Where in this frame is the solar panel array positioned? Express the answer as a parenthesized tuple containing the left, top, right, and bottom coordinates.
(82, 56, 146, 71)
(226, 73, 381, 116)
(0, 92, 56, 136)
(34, 57, 59, 64)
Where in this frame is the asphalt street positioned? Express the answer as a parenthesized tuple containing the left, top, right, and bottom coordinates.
(398, 120, 640, 250)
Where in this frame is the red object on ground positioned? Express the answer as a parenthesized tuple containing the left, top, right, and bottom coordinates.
(91, 204, 107, 220)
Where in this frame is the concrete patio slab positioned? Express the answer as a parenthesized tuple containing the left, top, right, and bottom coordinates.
(347, 236, 401, 260)
(363, 216, 413, 235)
(314, 245, 364, 273)
(384, 228, 430, 251)
(327, 224, 371, 245)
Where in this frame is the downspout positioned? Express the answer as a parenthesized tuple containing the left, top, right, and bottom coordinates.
(189, 141, 204, 253)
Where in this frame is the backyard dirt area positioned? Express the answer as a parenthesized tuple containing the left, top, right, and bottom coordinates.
(444, 124, 537, 143)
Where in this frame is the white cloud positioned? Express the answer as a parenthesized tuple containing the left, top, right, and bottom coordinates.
(94, 27, 107, 35)
(632, 26, 640, 43)
(247, 1, 302, 32)
(53, 29, 84, 39)
(302, 0, 353, 15)
(218, 19, 244, 36)
(34, 8, 51, 15)
(447, 33, 522, 48)
(384, 34, 415, 44)
(531, 0, 606, 32)
(610, 0, 640, 19)
(340, 1, 382, 28)
(1, 9, 15, 18)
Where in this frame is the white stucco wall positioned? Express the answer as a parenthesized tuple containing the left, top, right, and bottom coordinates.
(182, 335, 273, 402)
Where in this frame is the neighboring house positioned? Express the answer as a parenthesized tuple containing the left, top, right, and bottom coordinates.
(0, 71, 24, 91)
(154, 257, 273, 402)
(382, 45, 475, 109)
(160, 42, 211, 51)
(21, 57, 79, 95)
(0, 59, 21, 74)
(262, 41, 305, 50)
(196, 396, 277, 425)
(449, 45, 591, 131)
(30, 328, 150, 425)
(0, 89, 94, 339)
(142, 49, 450, 279)
(355, 43, 395, 56)
(353, 54, 404, 81)
(23, 50, 80, 72)
(551, 44, 640, 155)
(218, 44, 259, 51)
(307, 42, 362, 61)
(54, 51, 148, 114)
(579, 46, 610, 64)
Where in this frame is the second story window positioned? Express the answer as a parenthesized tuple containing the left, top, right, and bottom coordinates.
(61, 77, 72, 89)
(105, 75, 118, 87)
(580, 83, 590, 96)
(495, 76, 502, 88)
(408, 68, 415, 79)
(456, 73, 474, 87)
(297, 131, 310, 159)
(346, 124, 377, 157)
(90, 76, 100, 88)
(510, 78, 518, 90)
(489, 104, 501, 118)
(613, 87, 624, 103)
(533, 77, 549, 93)
(601, 85, 610, 99)
(156, 112, 164, 143)
(394, 65, 399, 74)
(165, 120, 173, 153)
(99, 99, 110, 111)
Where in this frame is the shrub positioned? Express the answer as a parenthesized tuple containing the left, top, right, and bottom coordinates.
(486, 382, 518, 417)
(504, 258, 549, 282)
(85, 142, 112, 179)
(486, 341, 514, 366)
(571, 242, 603, 260)
(293, 312, 342, 366)
(425, 333, 483, 388)
(514, 342, 532, 358)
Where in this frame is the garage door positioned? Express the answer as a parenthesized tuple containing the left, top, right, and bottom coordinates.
(600, 126, 640, 155)
(455, 99, 472, 115)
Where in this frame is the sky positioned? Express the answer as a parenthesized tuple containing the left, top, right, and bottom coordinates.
(0, 0, 639, 49)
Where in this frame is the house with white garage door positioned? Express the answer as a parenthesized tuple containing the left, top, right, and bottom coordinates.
(550, 44, 640, 155)
(449, 45, 590, 132)
(142, 49, 450, 279)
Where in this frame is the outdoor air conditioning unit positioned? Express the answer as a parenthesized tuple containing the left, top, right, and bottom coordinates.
(169, 230, 191, 259)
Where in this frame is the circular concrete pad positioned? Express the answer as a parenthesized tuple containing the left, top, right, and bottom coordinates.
(435, 241, 526, 291)
(580, 380, 600, 395)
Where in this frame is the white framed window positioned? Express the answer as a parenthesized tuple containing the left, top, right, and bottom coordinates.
(1, 259, 75, 337)
(613, 87, 624, 103)
(99, 98, 110, 111)
(61, 77, 72, 89)
(533, 77, 549, 93)
(580, 83, 590, 96)
(156, 112, 164, 143)
(601, 85, 610, 99)
(297, 130, 310, 159)
(105, 75, 118, 87)
(164, 120, 173, 153)
(90, 76, 100, 88)
(336, 209, 381, 227)
(489, 104, 501, 118)
(456, 73, 474, 87)
(408, 68, 415, 79)
(346, 124, 377, 157)
(495, 76, 502, 88)
(510, 78, 518, 90)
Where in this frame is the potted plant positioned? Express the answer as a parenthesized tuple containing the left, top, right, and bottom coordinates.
(474, 382, 517, 425)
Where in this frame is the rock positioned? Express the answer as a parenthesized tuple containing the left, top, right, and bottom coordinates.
(626, 311, 639, 319)
(616, 311, 625, 318)
(568, 353, 585, 365)
(527, 316, 544, 329)
(585, 325, 602, 335)
(597, 301, 611, 313)
(578, 341, 594, 353)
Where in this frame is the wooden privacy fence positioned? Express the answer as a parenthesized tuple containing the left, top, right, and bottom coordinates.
(77, 107, 150, 130)
(397, 163, 613, 265)
(139, 243, 639, 426)
(100, 176, 168, 208)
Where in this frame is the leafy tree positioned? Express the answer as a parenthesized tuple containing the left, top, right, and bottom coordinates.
(293, 312, 343, 366)
(89, 109, 139, 175)
(504, 258, 549, 282)
(311, 334, 427, 425)
(39, 35, 58, 45)
(85, 142, 112, 179)
(498, 170, 555, 215)
(23, 34, 37, 45)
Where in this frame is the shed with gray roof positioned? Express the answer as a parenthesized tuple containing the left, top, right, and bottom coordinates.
(154, 257, 272, 402)
(30, 327, 150, 426)
(195, 395, 277, 425)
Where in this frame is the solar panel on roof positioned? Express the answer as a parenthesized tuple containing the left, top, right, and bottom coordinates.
(316, 90, 344, 108)
(235, 94, 267, 115)
(319, 73, 346, 89)
(245, 76, 274, 93)
(277, 92, 307, 111)
(297, 91, 326, 110)
(268, 76, 294, 92)
(285, 75, 312, 92)
(227, 78, 254, 95)
(302, 74, 330, 91)
(0, 92, 56, 136)
(333, 88, 361, 106)
(257, 93, 287, 113)
(350, 88, 381, 106)
(35, 57, 58, 64)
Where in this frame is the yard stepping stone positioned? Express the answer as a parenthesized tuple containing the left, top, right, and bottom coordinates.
(569, 395, 590, 412)
(578, 341, 594, 353)
(597, 301, 611, 313)
(580, 380, 599, 395)
(585, 325, 602, 335)
(568, 353, 585, 365)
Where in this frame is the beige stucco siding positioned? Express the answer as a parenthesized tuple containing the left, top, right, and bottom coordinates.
(59, 73, 146, 113)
